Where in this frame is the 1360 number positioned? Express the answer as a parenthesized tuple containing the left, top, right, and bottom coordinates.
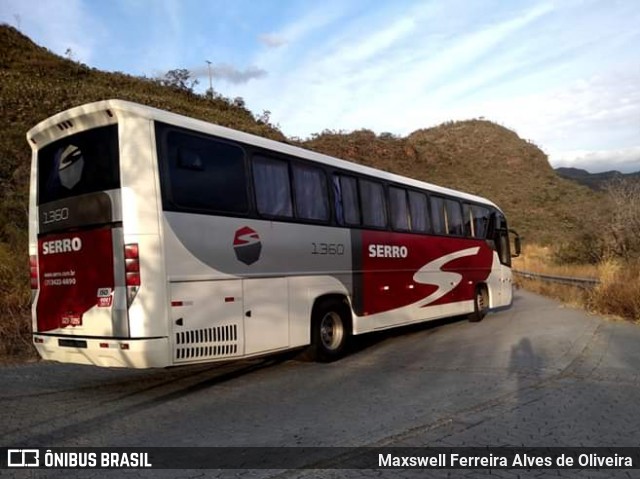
(42, 207, 69, 224)
(311, 242, 345, 255)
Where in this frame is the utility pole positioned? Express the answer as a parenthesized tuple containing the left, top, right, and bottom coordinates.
(205, 60, 213, 94)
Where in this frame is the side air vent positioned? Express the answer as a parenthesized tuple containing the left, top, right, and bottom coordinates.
(175, 324, 239, 361)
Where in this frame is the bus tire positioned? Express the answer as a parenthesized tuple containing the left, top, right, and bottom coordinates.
(309, 298, 351, 362)
(469, 285, 489, 322)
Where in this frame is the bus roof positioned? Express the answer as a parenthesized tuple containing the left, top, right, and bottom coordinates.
(28, 99, 500, 210)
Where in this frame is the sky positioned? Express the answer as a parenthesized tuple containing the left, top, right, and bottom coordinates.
(2, 0, 639, 173)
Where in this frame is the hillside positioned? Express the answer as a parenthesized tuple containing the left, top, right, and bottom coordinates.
(555, 167, 640, 190)
(0, 25, 607, 358)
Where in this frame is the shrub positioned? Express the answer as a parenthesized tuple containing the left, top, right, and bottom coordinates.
(589, 260, 640, 322)
(552, 232, 603, 265)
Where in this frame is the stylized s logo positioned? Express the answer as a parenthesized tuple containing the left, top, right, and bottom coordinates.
(413, 247, 480, 306)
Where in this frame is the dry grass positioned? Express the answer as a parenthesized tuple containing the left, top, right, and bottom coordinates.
(512, 244, 599, 278)
(0, 242, 36, 361)
(515, 244, 640, 322)
(589, 260, 640, 322)
(515, 278, 590, 310)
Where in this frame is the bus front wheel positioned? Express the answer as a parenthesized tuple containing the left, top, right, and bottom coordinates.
(469, 285, 489, 322)
(309, 299, 351, 362)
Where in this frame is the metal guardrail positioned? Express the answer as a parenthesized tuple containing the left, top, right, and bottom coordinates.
(513, 269, 600, 288)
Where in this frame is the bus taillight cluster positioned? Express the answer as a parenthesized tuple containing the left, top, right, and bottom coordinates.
(124, 244, 140, 307)
(30, 255, 38, 289)
(124, 244, 140, 286)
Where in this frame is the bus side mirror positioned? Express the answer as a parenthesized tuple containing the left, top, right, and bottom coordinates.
(510, 230, 521, 257)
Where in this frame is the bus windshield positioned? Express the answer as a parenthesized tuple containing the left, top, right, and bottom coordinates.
(37, 124, 120, 205)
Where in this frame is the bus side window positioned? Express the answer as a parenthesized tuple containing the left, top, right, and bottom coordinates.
(431, 196, 447, 235)
(463, 203, 474, 237)
(164, 129, 248, 214)
(389, 186, 410, 231)
(359, 178, 387, 228)
(252, 155, 293, 217)
(408, 190, 429, 233)
(473, 205, 491, 238)
(445, 199, 464, 236)
(332, 176, 344, 225)
(335, 175, 361, 226)
(292, 164, 329, 221)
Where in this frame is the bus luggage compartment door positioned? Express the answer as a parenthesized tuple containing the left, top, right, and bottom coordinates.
(242, 277, 289, 355)
(170, 280, 244, 363)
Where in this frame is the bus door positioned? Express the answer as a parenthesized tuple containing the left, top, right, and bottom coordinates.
(493, 211, 513, 306)
(496, 228, 513, 305)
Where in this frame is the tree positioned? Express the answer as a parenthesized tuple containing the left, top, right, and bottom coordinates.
(160, 69, 199, 92)
(256, 110, 271, 124)
(232, 97, 246, 108)
(602, 178, 640, 260)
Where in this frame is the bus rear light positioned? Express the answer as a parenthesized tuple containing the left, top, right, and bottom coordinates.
(124, 243, 140, 306)
(34, 337, 44, 344)
(125, 259, 140, 272)
(120, 343, 130, 350)
(99, 342, 109, 349)
(30, 255, 38, 289)
(126, 272, 141, 286)
(124, 244, 139, 259)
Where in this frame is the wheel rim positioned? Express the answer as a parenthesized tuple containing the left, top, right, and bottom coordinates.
(320, 311, 344, 351)
(476, 290, 486, 312)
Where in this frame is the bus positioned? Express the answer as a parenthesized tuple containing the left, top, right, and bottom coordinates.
(27, 100, 520, 368)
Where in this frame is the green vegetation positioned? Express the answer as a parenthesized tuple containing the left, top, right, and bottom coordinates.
(0, 25, 629, 361)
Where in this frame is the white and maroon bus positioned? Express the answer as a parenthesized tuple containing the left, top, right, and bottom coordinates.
(27, 100, 520, 368)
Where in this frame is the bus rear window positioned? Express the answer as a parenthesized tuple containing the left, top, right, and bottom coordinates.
(37, 125, 120, 205)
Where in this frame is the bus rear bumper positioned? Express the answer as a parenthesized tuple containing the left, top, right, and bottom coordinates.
(33, 335, 170, 368)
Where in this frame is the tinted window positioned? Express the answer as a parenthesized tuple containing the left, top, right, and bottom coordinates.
(335, 175, 360, 226)
(445, 199, 464, 236)
(38, 125, 120, 205)
(360, 179, 387, 228)
(498, 230, 511, 266)
(431, 196, 446, 234)
(408, 191, 429, 233)
(292, 164, 329, 221)
(389, 187, 410, 231)
(463, 204, 474, 237)
(472, 205, 491, 238)
(158, 125, 248, 214)
(253, 155, 293, 217)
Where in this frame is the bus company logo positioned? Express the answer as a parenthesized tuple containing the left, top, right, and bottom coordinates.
(57, 144, 84, 190)
(233, 226, 262, 265)
(42, 237, 83, 255)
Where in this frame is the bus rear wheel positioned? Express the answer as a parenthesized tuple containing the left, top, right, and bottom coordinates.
(309, 298, 351, 362)
(469, 285, 489, 322)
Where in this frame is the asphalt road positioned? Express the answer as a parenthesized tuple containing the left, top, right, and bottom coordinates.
(2, 289, 640, 478)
